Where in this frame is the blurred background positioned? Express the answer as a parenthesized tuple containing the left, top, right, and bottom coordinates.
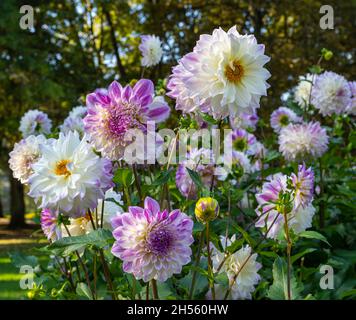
(0, 0, 355, 229)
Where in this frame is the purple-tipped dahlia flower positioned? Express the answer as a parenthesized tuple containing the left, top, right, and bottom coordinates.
(291, 163, 314, 209)
(278, 121, 329, 162)
(311, 71, 351, 116)
(346, 81, 356, 115)
(41, 208, 61, 242)
(19, 109, 52, 138)
(167, 26, 270, 120)
(229, 111, 259, 131)
(111, 197, 194, 282)
(176, 148, 216, 199)
(270, 107, 301, 133)
(226, 128, 257, 155)
(84, 79, 170, 160)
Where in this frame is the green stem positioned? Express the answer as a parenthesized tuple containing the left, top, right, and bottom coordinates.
(283, 208, 292, 300)
(189, 230, 204, 299)
(206, 222, 215, 300)
(319, 158, 325, 229)
(151, 279, 159, 300)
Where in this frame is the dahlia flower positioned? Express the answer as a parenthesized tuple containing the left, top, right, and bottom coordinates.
(291, 163, 314, 209)
(176, 148, 216, 199)
(211, 236, 261, 299)
(229, 111, 259, 131)
(311, 71, 351, 116)
(139, 35, 163, 67)
(84, 79, 170, 160)
(346, 81, 356, 115)
(9, 134, 48, 184)
(288, 204, 316, 234)
(111, 197, 194, 282)
(60, 106, 87, 136)
(294, 74, 314, 108)
(167, 26, 270, 119)
(195, 197, 219, 223)
(19, 109, 52, 138)
(61, 214, 93, 237)
(270, 107, 301, 133)
(226, 128, 257, 155)
(41, 208, 61, 242)
(97, 188, 124, 229)
(28, 131, 114, 217)
(278, 122, 329, 161)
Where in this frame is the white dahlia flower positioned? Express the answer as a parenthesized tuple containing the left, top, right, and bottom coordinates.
(294, 74, 314, 108)
(60, 106, 87, 136)
(139, 35, 163, 67)
(28, 131, 114, 217)
(289, 204, 316, 234)
(311, 71, 351, 116)
(9, 134, 48, 184)
(19, 109, 52, 138)
(212, 235, 261, 300)
(346, 81, 356, 115)
(278, 122, 329, 162)
(167, 26, 270, 120)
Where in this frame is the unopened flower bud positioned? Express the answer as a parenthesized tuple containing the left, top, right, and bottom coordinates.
(195, 197, 219, 223)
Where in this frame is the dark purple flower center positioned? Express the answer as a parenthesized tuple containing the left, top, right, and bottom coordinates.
(147, 228, 172, 255)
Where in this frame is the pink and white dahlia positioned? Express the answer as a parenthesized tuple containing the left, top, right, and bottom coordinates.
(226, 128, 257, 155)
(111, 197, 194, 282)
(139, 35, 163, 67)
(84, 79, 170, 160)
(346, 81, 356, 115)
(176, 148, 215, 199)
(291, 163, 314, 209)
(60, 106, 87, 136)
(167, 26, 270, 119)
(278, 122, 329, 161)
(229, 111, 259, 131)
(211, 236, 261, 299)
(270, 107, 301, 133)
(28, 131, 114, 217)
(311, 71, 351, 116)
(19, 109, 52, 138)
(41, 208, 61, 242)
(294, 74, 314, 108)
(9, 134, 48, 184)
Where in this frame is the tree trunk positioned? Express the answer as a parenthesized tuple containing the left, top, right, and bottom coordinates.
(8, 175, 26, 229)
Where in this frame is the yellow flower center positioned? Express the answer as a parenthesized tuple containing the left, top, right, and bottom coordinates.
(55, 160, 72, 177)
(225, 60, 244, 84)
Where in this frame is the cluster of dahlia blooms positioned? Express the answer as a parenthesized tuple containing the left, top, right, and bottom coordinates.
(59, 106, 87, 136)
(210, 235, 261, 300)
(19, 109, 52, 138)
(111, 197, 194, 282)
(84, 79, 170, 160)
(139, 35, 163, 67)
(255, 164, 315, 239)
(167, 26, 271, 120)
(278, 121, 329, 162)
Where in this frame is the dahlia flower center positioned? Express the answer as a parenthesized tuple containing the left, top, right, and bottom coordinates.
(233, 137, 247, 151)
(279, 115, 290, 126)
(54, 159, 72, 177)
(147, 228, 172, 255)
(225, 60, 244, 84)
(107, 103, 141, 137)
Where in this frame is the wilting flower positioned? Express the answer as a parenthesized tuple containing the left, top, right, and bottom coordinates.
(312, 71, 351, 116)
(60, 106, 87, 136)
(41, 208, 61, 242)
(270, 107, 301, 133)
(291, 163, 314, 209)
(9, 134, 48, 184)
(294, 74, 314, 108)
(84, 79, 170, 160)
(195, 197, 219, 223)
(229, 112, 259, 131)
(278, 122, 329, 162)
(211, 236, 261, 299)
(19, 109, 52, 138)
(139, 35, 163, 67)
(176, 148, 215, 199)
(167, 26, 270, 119)
(28, 131, 114, 217)
(111, 197, 194, 282)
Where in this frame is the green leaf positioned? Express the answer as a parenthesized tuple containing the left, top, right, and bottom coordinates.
(152, 168, 172, 186)
(48, 229, 113, 256)
(9, 252, 38, 268)
(76, 282, 93, 300)
(232, 224, 256, 247)
(267, 257, 303, 300)
(291, 248, 317, 264)
(199, 111, 219, 125)
(113, 168, 134, 187)
(187, 168, 204, 190)
(298, 231, 331, 246)
(226, 238, 244, 254)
